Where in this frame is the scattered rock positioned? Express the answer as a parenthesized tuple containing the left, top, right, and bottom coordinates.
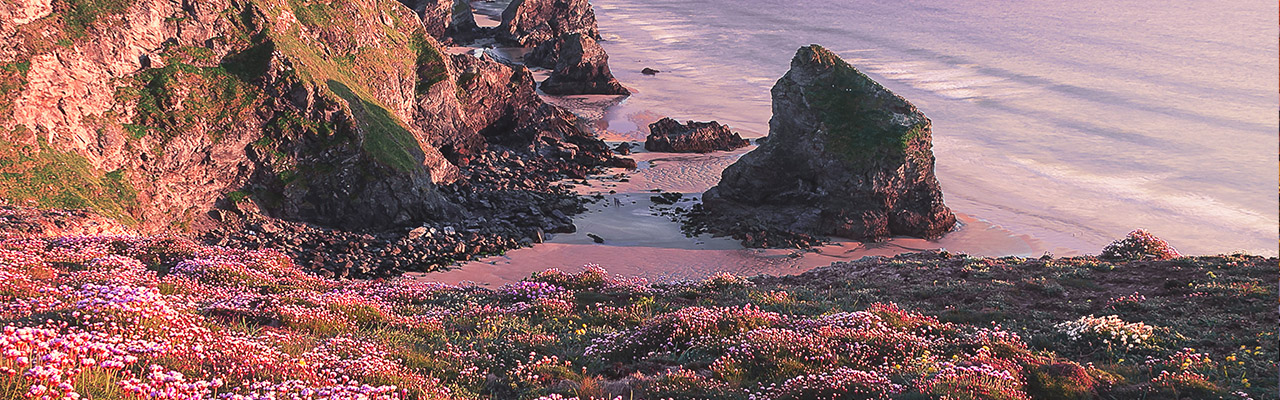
(539, 33, 630, 95)
(641, 67, 660, 75)
(644, 118, 749, 153)
(699, 45, 956, 245)
(612, 142, 632, 155)
(586, 233, 604, 243)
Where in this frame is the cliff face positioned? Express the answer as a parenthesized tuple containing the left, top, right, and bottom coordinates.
(0, 0, 612, 233)
(702, 45, 955, 245)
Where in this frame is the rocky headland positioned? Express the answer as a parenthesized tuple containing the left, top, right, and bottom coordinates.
(644, 117, 749, 153)
(0, 0, 632, 276)
(698, 45, 956, 247)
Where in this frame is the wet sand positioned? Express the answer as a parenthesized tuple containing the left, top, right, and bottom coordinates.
(421, 146, 1043, 285)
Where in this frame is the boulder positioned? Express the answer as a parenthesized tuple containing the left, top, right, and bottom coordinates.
(497, 0, 600, 46)
(701, 45, 956, 244)
(644, 118, 749, 153)
(538, 33, 630, 95)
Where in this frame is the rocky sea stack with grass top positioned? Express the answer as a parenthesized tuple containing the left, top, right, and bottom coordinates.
(701, 45, 956, 245)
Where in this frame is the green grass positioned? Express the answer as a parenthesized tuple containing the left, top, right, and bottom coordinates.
(243, 0, 437, 173)
(749, 253, 1278, 398)
(121, 55, 259, 149)
(413, 33, 449, 96)
(59, 0, 137, 39)
(0, 135, 139, 225)
(800, 45, 928, 165)
(0, 59, 33, 118)
(221, 41, 275, 82)
(326, 80, 423, 172)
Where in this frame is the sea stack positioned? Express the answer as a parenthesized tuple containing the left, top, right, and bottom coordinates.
(701, 45, 955, 245)
(537, 33, 630, 95)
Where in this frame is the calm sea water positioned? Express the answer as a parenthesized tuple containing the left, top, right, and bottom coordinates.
(590, 0, 1279, 256)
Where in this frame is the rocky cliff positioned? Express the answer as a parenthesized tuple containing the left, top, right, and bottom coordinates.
(497, 0, 599, 46)
(0, 0, 618, 237)
(700, 45, 955, 246)
(536, 33, 628, 95)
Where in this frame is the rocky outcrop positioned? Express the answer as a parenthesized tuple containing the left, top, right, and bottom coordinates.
(417, 52, 616, 171)
(700, 45, 955, 246)
(0, 0, 621, 237)
(538, 33, 629, 95)
(399, 0, 476, 41)
(644, 118, 749, 153)
(497, 0, 600, 46)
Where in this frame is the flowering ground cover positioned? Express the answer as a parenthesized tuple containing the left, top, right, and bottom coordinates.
(0, 231, 1272, 399)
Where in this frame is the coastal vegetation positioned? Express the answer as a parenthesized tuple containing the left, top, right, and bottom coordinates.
(0, 229, 1270, 399)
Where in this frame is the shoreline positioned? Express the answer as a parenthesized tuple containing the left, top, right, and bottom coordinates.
(423, 0, 1063, 285)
